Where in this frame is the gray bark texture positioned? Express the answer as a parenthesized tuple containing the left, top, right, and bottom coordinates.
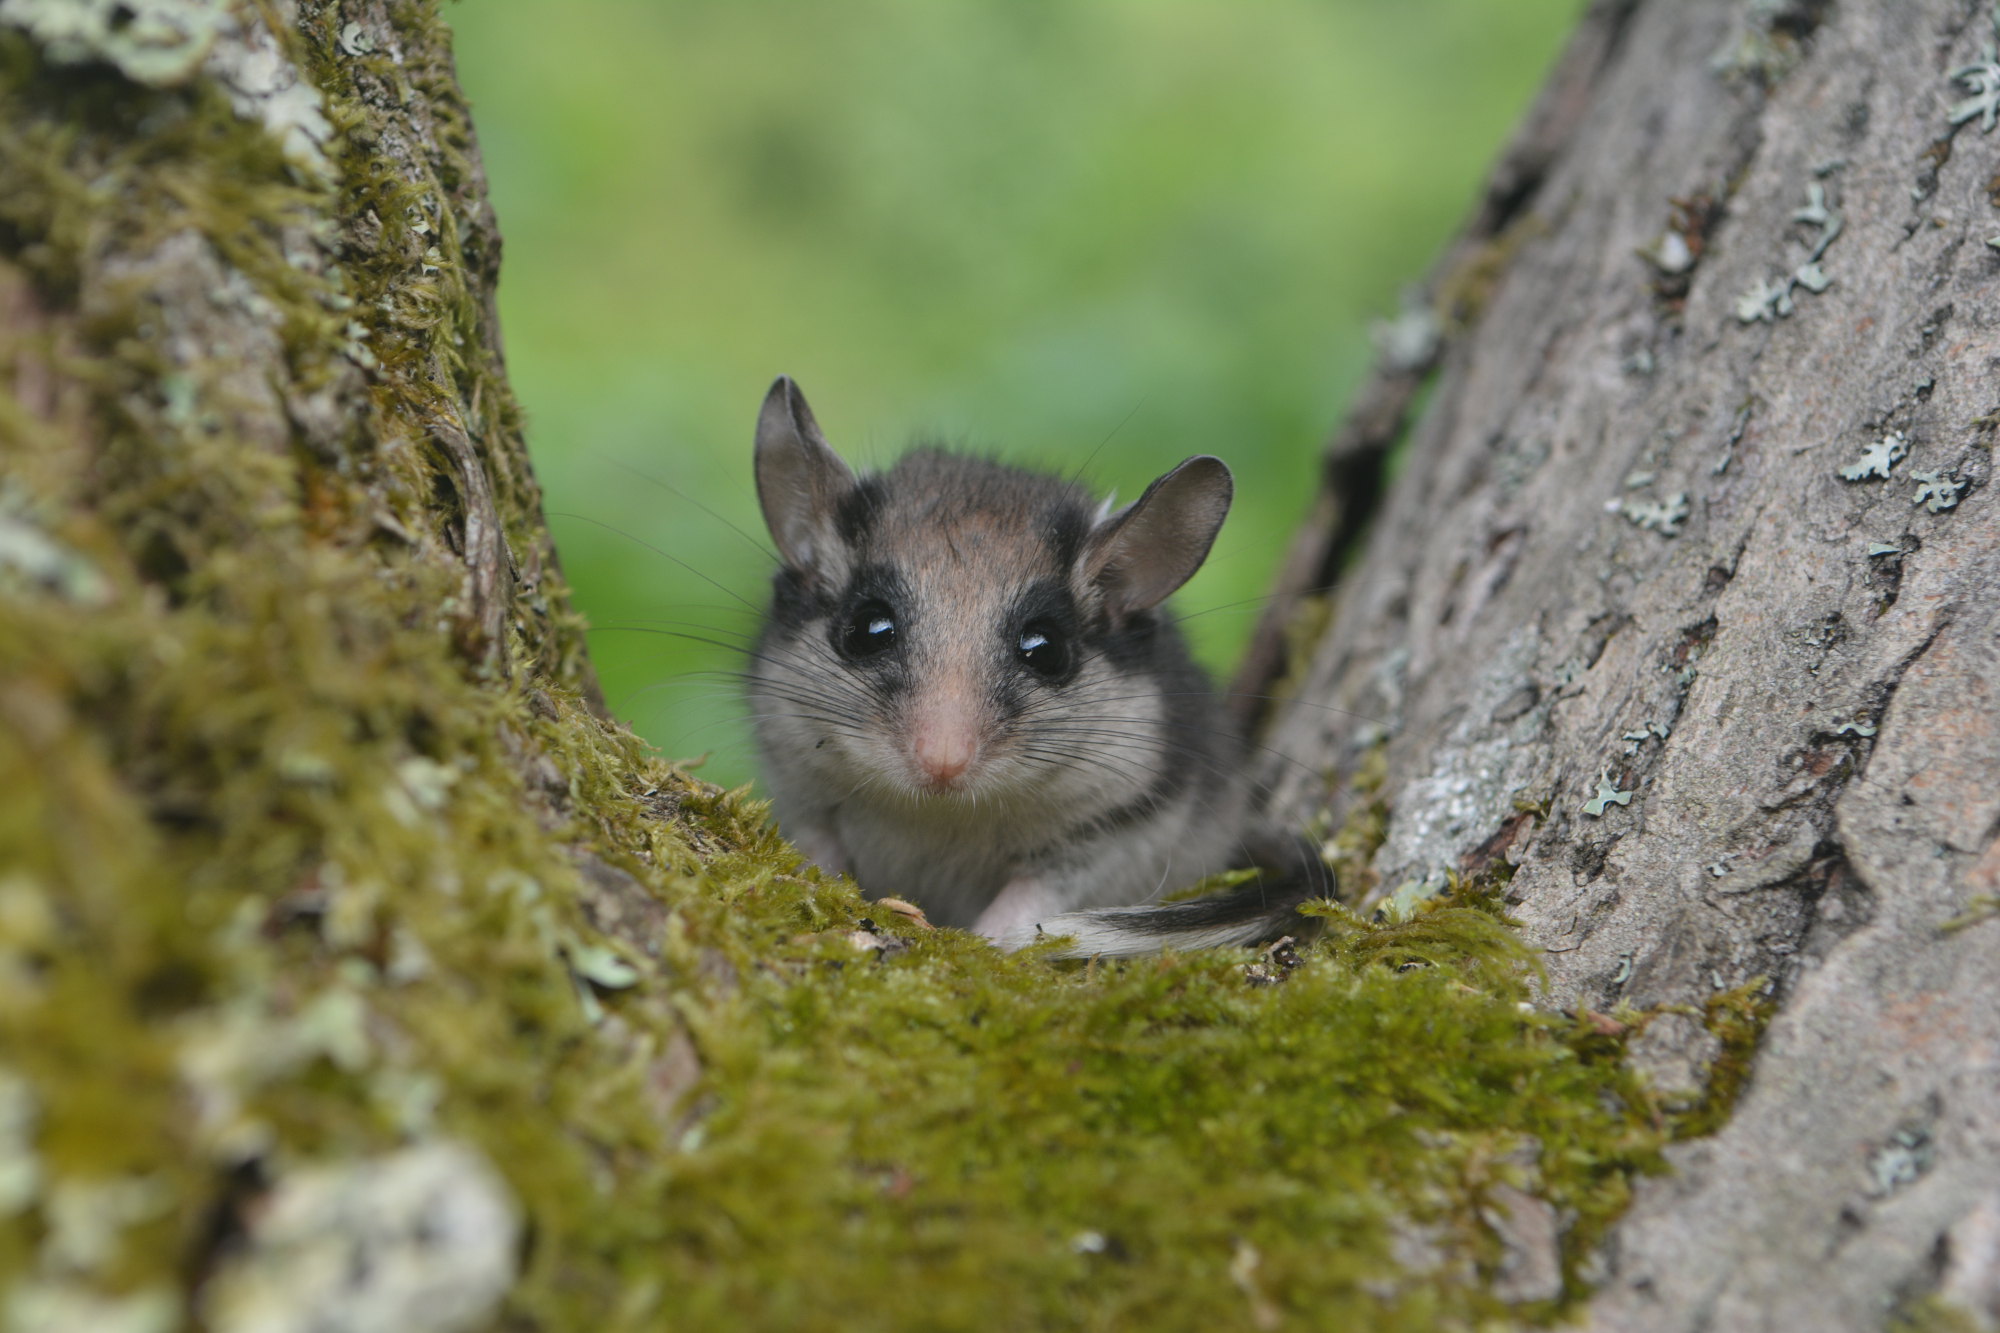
(1247, 1, 2000, 1327)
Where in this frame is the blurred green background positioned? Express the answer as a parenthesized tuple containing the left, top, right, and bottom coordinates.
(450, 1, 1578, 788)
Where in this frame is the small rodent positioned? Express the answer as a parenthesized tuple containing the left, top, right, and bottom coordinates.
(747, 376, 1329, 956)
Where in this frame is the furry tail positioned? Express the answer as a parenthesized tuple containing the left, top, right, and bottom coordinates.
(1006, 837, 1333, 959)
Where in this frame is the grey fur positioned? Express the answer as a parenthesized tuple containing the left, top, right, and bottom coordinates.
(747, 376, 1327, 956)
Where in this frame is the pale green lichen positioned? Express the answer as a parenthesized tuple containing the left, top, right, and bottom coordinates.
(1947, 9, 2000, 133)
(206, 15, 334, 181)
(1581, 773, 1634, 818)
(1790, 180, 1834, 228)
(1621, 722, 1670, 759)
(1620, 490, 1689, 537)
(1710, 0, 1813, 83)
(0, 0, 329, 178)
(200, 1141, 518, 1333)
(1735, 182, 1842, 323)
(1636, 229, 1693, 277)
(1910, 468, 1966, 513)
(1370, 292, 1442, 374)
(1733, 275, 1792, 322)
(1839, 430, 1909, 481)
(0, 0, 226, 86)
(0, 506, 109, 606)
(1868, 1123, 1936, 1197)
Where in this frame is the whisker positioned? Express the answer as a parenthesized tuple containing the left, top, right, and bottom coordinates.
(549, 511, 760, 612)
(604, 457, 778, 562)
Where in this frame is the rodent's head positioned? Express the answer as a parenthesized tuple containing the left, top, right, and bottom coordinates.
(749, 376, 1232, 805)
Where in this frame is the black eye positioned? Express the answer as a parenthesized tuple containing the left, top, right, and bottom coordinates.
(837, 599, 898, 660)
(1016, 621, 1071, 679)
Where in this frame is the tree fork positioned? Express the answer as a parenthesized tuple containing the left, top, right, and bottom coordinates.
(2, 1, 1997, 1329)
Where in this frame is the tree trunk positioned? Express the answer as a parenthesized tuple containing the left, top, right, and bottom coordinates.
(6, 1, 1997, 1330)
(0, 3, 713, 1327)
(1247, 1, 2000, 1327)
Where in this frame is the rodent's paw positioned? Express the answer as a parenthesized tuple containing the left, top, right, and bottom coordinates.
(970, 877, 1062, 951)
(791, 825, 852, 878)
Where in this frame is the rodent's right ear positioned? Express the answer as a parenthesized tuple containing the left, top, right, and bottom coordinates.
(755, 376, 857, 574)
(1082, 455, 1233, 619)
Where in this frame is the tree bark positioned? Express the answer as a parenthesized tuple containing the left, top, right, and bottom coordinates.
(1250, 1, 2000, 1327)
(0, 3, 703, 1327)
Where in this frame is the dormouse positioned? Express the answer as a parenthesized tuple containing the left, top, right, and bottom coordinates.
(747, 376, 1327, 956)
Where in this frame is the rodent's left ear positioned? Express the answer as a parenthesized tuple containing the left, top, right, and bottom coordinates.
(755, 376, 857, 575)
(1082, 455, 1233, 617)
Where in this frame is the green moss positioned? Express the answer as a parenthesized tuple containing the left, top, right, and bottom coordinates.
(563, 881, 1666, 1329)
(1940, 895, 2000, 934)
(1887, 1294, 1987, 1333)
(0, 5, 1693, 1329)
(1260, 589, 1332, 722)
(1436, 208, 1550, 334)
(1313, 741, 1392, 906)
(1659, 980, 1775, 1141)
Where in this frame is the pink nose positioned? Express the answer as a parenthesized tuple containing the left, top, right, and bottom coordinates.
(912, 721, 977, 787)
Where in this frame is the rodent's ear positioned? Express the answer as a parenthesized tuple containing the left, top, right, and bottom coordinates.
(755, 376, 857, 574)
(1082, 455, 1233, 617)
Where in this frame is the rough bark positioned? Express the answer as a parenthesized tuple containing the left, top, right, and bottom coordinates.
(0, 2, 738, 1327)
(1252, 1, 2000, 1327)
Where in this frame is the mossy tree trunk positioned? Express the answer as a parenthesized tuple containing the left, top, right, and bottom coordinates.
(0, 3, 776, 1328)
(1242, 1, 2000, 1327)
